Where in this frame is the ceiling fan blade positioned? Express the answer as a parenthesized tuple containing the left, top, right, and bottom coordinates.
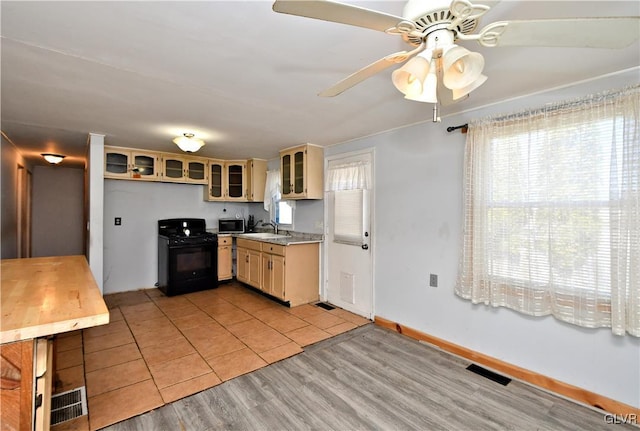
(476, 17, 640, 48)
(318, 52, 412, 97)
(273, 0, 406, 33)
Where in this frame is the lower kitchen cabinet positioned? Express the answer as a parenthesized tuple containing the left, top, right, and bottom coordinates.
(217, 236, 233, 282)
(248, 249, 262, 288)
(238, 238, 319, 306)
(236, 246, 248, 284)
(236, 239, 262, 289)
(262, 252, 285, 299)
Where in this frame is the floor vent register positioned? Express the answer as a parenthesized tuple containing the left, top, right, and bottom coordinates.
(315, 302, 336, 311)
(50, 386, 88, 426)
(466, 364, 512, 386)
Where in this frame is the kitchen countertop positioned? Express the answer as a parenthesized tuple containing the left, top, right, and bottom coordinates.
(237, 233, 323, 246)
(1, 255, 110, 344)
(209, 229, 323, 245)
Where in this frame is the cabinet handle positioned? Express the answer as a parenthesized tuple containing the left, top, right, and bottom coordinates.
(246, 255, 249, 263)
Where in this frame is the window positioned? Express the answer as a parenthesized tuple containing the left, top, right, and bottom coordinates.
(456, 86, 640, 336)
(273, 199, 294, 228)
(264, 168, 293, 230)
(333, 189, 369, 245)
(326, 159, 372, 246)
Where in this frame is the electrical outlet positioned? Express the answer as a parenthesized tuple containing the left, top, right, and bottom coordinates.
(429, 274, 438, 287)
(115, 217, 122, 226)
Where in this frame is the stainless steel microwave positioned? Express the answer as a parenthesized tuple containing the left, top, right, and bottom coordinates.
(218, 218, 245, 233)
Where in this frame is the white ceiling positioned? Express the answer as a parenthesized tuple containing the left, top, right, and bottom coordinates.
(2, 1, 639, 169)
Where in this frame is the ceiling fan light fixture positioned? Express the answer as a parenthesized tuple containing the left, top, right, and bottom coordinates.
(392, 55, 430, 96)
(173, 133, 205, 153)
(442, 46, 484, 90)
(452, 73, 488, 100)
(41, 153, 66, 165)
(404, 59, 438, 104)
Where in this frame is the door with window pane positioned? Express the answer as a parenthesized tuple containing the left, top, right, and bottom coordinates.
(325, 151, 374, 318)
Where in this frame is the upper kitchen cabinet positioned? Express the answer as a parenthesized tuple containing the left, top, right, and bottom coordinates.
(246, 159, 267, 202)
(186, 159, 208, 184)
(160, 154, 208, 184)
(204, 160, 247, 201)
(280, 144, 323, 199)
(205, 159, 226, 201)
(226, 161, 247, 201)
(204, 159, 266, 202)
(104, 146, 160, 180)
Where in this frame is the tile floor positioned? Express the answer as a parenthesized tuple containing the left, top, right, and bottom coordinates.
(51, 282, 370, 431)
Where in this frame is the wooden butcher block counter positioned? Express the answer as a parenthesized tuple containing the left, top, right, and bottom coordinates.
(1, 255, 109, 431)
(1, 255, 109, 344)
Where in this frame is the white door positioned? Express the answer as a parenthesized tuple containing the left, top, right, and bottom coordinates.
(324, 150, 374, 319)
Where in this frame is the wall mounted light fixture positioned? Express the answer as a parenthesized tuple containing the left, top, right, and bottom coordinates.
(41, 153, 66, 164)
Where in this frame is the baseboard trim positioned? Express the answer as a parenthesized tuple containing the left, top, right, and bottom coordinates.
(374, 316, 639, 419)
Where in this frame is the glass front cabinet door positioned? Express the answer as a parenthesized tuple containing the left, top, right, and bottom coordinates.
(225, 161, 247, 200)
(205, 160, 225, 201)
(186, 159, 208, 184)
(162, 154, 185, 182)
(104, 147, 159, 180)
(280, 144, 323, 199)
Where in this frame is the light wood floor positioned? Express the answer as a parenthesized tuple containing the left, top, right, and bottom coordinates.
(50, 282, 370, 430)
(100, 324, 632, 431)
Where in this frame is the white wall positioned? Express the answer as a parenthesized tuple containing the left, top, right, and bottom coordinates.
(324, 69, 640, 409)
(87, 133, 105, 292)
(0, 136, 31, 259)
(103, 179, 250, 294)
(31, 165, 84, 257)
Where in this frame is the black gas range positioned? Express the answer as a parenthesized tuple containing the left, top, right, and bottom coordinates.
(157, 218, 218, 296)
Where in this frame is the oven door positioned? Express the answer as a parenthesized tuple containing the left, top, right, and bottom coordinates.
(158, 239, 217, 296)
(169, 243, 215, 283)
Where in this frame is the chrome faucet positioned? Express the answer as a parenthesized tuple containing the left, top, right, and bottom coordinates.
(263, 221, 278, 234)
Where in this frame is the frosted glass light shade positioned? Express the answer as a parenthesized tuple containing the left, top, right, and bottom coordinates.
(41, 153, 65, 164)
(392, 56, 430, 96)
(404, 60, 438, 103)
(173, 133, 205, 153)
(442, 46, 484, 90)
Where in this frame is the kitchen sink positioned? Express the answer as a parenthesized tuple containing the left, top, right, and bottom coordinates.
(239, 232, 291, 239)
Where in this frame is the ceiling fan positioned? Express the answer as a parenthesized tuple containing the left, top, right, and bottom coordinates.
(272, 0, 639, 108)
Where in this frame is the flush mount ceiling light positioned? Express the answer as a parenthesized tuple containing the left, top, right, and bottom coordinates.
(173, 133, 205, 153)
(41, 153, 66, 165)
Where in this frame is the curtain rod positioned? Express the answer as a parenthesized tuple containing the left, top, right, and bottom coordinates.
(447, 124, 468, 133)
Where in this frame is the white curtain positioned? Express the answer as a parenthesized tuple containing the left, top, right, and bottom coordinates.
(326, 160, 371, 245)
(326, 161, 371, 191)
(456, 85, 640, 336)
(264, 169, 281, 211)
